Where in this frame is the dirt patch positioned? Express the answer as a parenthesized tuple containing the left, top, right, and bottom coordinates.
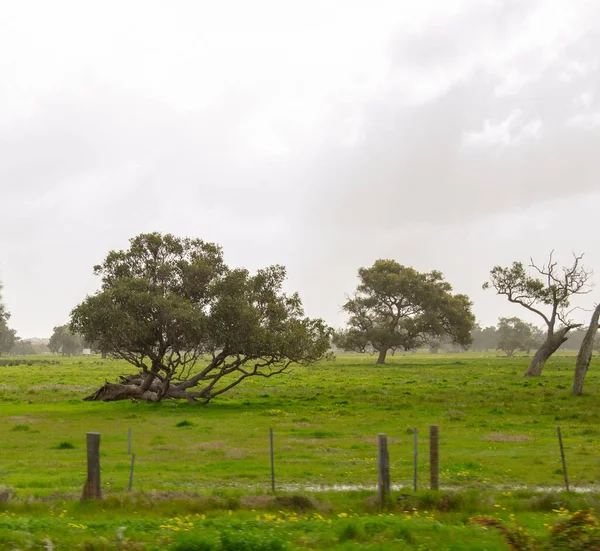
(7, 416, 33, 424)
(241, 495, 274, 509)
(226, 448, 247, 460)
(29, 385, 88, 392)
(486, 433, 532, 442)
(199, 440, 225, 451)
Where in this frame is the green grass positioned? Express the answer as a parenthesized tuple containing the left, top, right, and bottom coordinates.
(0, 351, 599, 548)
(1, 491, 600, 550)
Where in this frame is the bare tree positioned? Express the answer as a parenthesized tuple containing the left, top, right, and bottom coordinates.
(572, 303, 600, 395)
(484, 252, 592, 376)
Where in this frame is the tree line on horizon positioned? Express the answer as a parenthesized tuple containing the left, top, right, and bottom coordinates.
(1, 233, 599, 399)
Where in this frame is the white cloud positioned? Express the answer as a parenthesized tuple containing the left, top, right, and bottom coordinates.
(462, 110, 543, 148)
(567, 111, 600, 128)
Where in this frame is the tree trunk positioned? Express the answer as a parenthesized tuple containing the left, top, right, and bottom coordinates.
(524, 327, 571, 376)
(376, 348, 388, 364)
(83, 374, 211, 403)
(572, 304, 600, 395)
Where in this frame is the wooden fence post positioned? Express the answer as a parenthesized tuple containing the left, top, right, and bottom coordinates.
(377, 433, 390, 505)
(128, 454, 136, 491)
(127, 428, 132, 455)
(81, 432, 101, 500)
(429, 425, 439, 491)
(269, 428, 275, 493)
(557, 426, 570, 491)
(413, 428, 418, 492)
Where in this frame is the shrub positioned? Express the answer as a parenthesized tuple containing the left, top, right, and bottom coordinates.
(220, 531, 287, 551)
(336, 520, 364, 542)
(172, 533, 216, 551)
(55, 441, 75, 449)
(176, 420, 194, 428)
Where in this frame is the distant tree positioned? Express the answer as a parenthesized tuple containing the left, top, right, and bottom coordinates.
(336, 260, 475, 364)
(428, 339, 442, 354)
(71, 233, 332, 402)
(48, 324, 85, 356)
(572, 303, 600, 395)
(556, 327, 587, 350)
(496, 317, 539, 357)
(0, 283, 17, 355)
(484, 253, 592, 376)
(10, 338, 38, 355)
(470, 323, 499, 351)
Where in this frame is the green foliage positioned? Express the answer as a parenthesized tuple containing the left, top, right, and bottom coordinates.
(11, 424, 30, 431)
(176, 420, 194, 427)
(71, 233, 332, 402)
(336, 260, 475, 362)
(220, 531, 287, 551)
(172, 533, 217, 551)
(54, 440, 75, 449)
(497, 318, 543, 357)
(48, 324, 85, 356)
(470, 323, 499, 351)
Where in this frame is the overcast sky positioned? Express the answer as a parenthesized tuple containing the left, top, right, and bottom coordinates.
(1, 0, 599, 338)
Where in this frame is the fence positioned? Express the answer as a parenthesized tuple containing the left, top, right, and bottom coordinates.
(74, 425, 573, 506)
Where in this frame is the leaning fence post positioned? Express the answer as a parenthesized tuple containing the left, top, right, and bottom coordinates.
(429, 425, 439, 491)
(377, 433, 390, 505)
(128, 454, 136, 491)
(269, 428, 275, 493)
(81, 432, 101, 500)
(413, 428, 418, 492)
(127, 428, 132, 455)
(557, 426, 570, 491)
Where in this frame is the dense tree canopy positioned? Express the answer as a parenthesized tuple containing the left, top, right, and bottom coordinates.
(48, 324, 85, 356)
(335, 260, 475, 364)
(71, 233, 332, 402)
(484, 252, 592, 376)
(469, 324, 499, 351)
(496, 317, 542, 357)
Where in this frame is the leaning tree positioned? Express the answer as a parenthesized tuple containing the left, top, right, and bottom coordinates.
(335, 259, 475, 364)
(484, 252, 592, 377)
(71, 233, 332, 402)
(572, 303, 600, 395)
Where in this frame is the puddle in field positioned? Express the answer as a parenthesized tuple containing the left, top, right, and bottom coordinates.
(272, 483, 600, 494)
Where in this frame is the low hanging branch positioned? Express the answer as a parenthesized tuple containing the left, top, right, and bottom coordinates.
(484, 252, 592, 377)
(71, 233, 332, 403)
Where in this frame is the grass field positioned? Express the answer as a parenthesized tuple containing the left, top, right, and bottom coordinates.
(1, 352, 600, 549)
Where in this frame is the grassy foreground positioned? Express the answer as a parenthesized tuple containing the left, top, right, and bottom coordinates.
(2, 492, 600, 550)
(1, 352, 599, 549)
